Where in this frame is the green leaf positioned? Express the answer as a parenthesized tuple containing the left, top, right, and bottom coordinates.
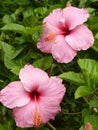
(1, 23, 25, 34)
(0, 41, 13, 53)
(87, 7, 95, 13)
(24, 26, 42, 35)
(0, 124, 6, 130)
(88, 17, 98, 34)
(82, 108, 90, 119)
(89, 23, 98, 33)
(75, 86, 93, 99)
(1, 23, 42, 41)
(58, 71, 85, 85)
(95, 32, 98, 38)
(4, 58, 23, 75)
(92, 38, 98, 52)
(79, 126, 84, 130)
(23, 7, 34, 19)
(14, 7, 24, 16)
(78, 59, 98, 89)
(84, 115, 98, 130)
(88, 17, 98, 25)
(0, 41, 23, 60)
(15, 0, 30, 5)
(29, 51, 43, 59)
(89, 97, 98, 109)
(10, 59, 24, 75)
(90, 0, 98, 2)
(2, 15, 14, 24)
(79, 0, 89, 7)
(78, 59, 98, 75)
(34, 7, 48, 16)
(23, 15, 38, 27)
(0, 41, 24, 75)
(33, 56, 53, 70)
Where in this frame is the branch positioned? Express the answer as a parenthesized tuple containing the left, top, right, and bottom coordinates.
(47, 122, 56, 130)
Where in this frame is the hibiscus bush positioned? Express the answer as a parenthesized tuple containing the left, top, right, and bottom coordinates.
(0, 0, 98, 130)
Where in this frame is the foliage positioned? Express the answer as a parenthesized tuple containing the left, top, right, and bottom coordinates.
(0, 0, 98, 130)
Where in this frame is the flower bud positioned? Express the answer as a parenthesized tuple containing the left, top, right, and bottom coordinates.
(84, 122, 92, 130)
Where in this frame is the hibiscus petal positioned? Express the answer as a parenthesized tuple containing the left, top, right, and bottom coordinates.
(52, 35, 77, 63)
(13, 100, 60, 128)
(38, 99, 61, 123)
(39, 77, 65, 104)
(13, 101, 36, 128)
(19, 65, 49, 92)
(0, 81, 30, 109)
(37, 22, 62, 54)
(66, 25, 94, 50)
(38, 77, 66, 123)
(63, 7, 89, 30)
(44, 9, 63, 30)
(37, 28, 56, 53)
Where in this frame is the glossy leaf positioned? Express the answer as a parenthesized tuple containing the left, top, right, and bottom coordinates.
(82, 108, 90, 119)
(75, 86, 93, 99)
(95, 33, 98, 38)
(79, 0, 89, 7)
(23, 26, 41, 35)
(89, 97, 98, 109)
(58, 71, 85, 85)
(0, 41, 24, 75)
(2, 15, 14, 24)
(78, 59, 98, 89)
(33, 56, 53, 70)
(92, 39, 98, 52)
(79, 126, 84, 130)
(2, 23, 25, 34)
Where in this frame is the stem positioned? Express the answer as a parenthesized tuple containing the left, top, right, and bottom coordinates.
(63, 111, 81, 115)
(57, 64, 64, 73)
(25, 48, 32, 57)
(94, 93, 98, 100)
(83, 97, 89, 105)
(47, 122, 56, 130)
(47, 64, 54, 77)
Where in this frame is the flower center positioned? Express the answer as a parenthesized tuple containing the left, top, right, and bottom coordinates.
(30, 91, 40, 101)
(64, 29, 70, 35)
(44, 32, 56, 42)
(30, 90, 42, 129)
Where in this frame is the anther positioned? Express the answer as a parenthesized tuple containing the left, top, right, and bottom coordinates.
(32, 108, 42, 130)
(45, 32, 56, 42)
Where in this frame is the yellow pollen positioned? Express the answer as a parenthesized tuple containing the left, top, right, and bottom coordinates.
(32, 109, 42, 130)
(45, 32, 56, 42)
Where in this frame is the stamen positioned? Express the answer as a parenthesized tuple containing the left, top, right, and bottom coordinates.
(32, 108, 42, 130)
(45, 32, 56, 42)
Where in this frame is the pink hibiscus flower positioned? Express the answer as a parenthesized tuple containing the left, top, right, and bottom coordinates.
(0, 65, 65, 129)
(37, 6, 94, 63)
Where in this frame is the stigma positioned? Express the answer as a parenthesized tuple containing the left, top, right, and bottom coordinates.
(44, 32, 56, 42)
